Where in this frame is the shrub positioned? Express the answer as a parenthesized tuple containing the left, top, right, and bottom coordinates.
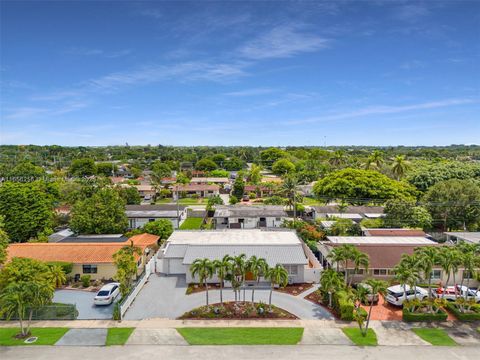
(229, 195, 238, 205)
(112, 302, 121, 321)
(46, 261, 73, 275)
(402, 308, 448, 322)
(333, 290, 354, 321)
(445, 302, 480, 321)
(248, 192, 257, 199)
(80, 275, 91, 288)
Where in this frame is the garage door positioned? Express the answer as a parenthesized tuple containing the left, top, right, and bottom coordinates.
(168, 258, 186, 274)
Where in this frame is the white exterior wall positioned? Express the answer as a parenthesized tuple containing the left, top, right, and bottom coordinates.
(223, 216, 285, 229)
(128, 209, 187, 229)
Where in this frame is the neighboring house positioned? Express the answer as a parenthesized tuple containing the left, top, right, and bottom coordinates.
(50, 233, 127, 243)
(313, 205, 384, 222)
(160, 177, 176, 185)
(6, 233, 159, 281)
(363, 228, 427, 237)
(297, 182, 316, 197)
(444, 232, 480, 244)
(48, 228, 74, 242)
(158, 229, 321, 284)
(213, 205, 288, 229)
(317, 236, 478, 287)
(244, 185, 276, 198)
(125, 204, 187, 229)
(261, 175, 283, 184)
(120, 184, 156, 199)
(172, 184, 220, 198)
(190, 177, 230, 186)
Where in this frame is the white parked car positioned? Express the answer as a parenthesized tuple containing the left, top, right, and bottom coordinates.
(386, 285, 429, 306)
(94, 282, 120, 306)
(433, 285, 480, 303)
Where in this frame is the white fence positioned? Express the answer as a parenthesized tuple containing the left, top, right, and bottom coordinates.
(119, 253, 156, 319)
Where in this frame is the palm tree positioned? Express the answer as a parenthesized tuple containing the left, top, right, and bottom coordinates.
(394, 256, 419, 301)
(391, 155, 410, 180)
(363, 151, 384, 170)
(329, 150, 347, 168)
(190, 258, 214, 306)
(320, 269, 344, 308)
(247, 256, 268, 303)
(414, 246, 439, 311)
(281, 175, 301, 225)
(354, 279, 388, 337)
(232, 254, 247, 303)
(212, 255, 233, 305)
(266, 264, 289, 310)
(327, 244, 357, 284)
(350, 251, 369, 287)
(437, 247, 462, 299)
(48, 265, 67, 288)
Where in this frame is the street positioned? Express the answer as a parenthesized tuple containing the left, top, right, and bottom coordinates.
(1, 344, 478, 360)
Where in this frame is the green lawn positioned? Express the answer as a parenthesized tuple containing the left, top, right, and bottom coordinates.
(177, 327, 304, 345)
(179, 198, 207, 204)
(342, 327, 378, 346)
(179, 217, 204, 230)
(302, 197, 322, 206)
(105, 327, 134, 346)
(0, 328, 69, 346)
(412, 328, 457, 346)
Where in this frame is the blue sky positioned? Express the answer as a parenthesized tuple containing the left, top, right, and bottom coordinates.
(1, 0, 479, 146)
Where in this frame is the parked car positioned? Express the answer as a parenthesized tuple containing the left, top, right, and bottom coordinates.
(385, 285, 429, 306)
(357, 283, 379, 304)
(433, 285, 480, 303)
(144, 195, 152, 201)
(94, 282, 120, 305)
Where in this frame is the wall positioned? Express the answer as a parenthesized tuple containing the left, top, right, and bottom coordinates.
(70, 263, 116, 281)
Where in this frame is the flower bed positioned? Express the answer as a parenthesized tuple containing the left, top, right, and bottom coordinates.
(445, 302, 480, 321)
(402, 308, 448, 322)
(274, 283, 313, 296)
(178, 301, 298, 320)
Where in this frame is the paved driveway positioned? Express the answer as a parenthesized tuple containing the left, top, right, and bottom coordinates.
(53, 290, 114, 320)
(124, 274, 333, 320)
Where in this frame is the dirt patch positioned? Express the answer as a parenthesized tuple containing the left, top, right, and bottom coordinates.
(274, 283, 314, 296)
(178, 301, 298, 320)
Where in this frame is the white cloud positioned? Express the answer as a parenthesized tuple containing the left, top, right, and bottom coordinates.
(224, 88, 276, 97)
(63, 47, 131, 58)
(284, 98, 479, 125)
(238, 25, 328, 60)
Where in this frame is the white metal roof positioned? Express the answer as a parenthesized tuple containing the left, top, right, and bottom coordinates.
(326, 236, 436, 245)
(444, 232, 480, 244)
(326, 213, 363, 220)
(363, 213, 385, 218)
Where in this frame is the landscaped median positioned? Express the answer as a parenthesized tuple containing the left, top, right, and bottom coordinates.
(341, 327, 378, 346)
(176, 327, 304, 345)
(411, 328, 457, 346)
(0, 328, 69, 346)
(105, 327, 135, 346)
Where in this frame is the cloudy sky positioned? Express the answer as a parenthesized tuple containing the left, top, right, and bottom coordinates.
(1, 0, 479, 146)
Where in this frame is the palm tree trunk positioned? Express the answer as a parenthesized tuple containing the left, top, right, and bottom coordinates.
(220, 278, 223, 305)
(364, 300, 374, 336)
(269, 285, 273, 311)
(442, 274, 451, 299)
(205, 279, 209, 306)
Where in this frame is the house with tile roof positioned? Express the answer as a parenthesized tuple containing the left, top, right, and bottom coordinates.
(6, 233, 159, 281)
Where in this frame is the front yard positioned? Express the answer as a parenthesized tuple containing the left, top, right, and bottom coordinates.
(0, 328, 69, 346)
(179, 217, 204, 229)
(177, 327, 304, 345)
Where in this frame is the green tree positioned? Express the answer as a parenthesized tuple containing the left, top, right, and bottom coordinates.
(232, 254, 247, 303)
(7, 161, 46, 179)
(248, 164, 262, 184)
(320, 269, 344, 308)
(313, 168, 416, 204)
(206, 194, 224, 211)
(142, 219, 173, 241)
(329, 150, 348, 168)
(0, 181, 55, 242)
(113, 242, 142, 297)
(96, 162, 117, 177)
(212, 255, 233, 305)
(247, 256, 268, 303)
(423, 179, 480, 231)
(229, 195, 239, 205)
(48, 264, 67, 288)
(0, 216, 9, 265)
(70, 187, 128, 234)
(353, 279, 388, 337)
(190, 258, 214, 305)
(0, 257, 54, 289)
(384, 199, 432, 229)
(70, 158, 96, 176)
(391, 155, 410, 180)
(232, 177, 245, 199)
(210, 154, 226, 167)
(224, 157, 245, 171)
(195, 158, 218, 171)
(260, 148, 287, 165)
(281, 175, 301, 224)
(414, 246, 439, 306)
(393, 256, 420, 303)
(272, 158, 296, 176)
(266, 264, 289, 310)
(117, 186, 141, 205)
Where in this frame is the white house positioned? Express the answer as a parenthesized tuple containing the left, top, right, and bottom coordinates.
(444, 232, 480, 244)
(125, 204, 188, 229)
(158, 229, 321, 284)
(213, 205, 288, 229)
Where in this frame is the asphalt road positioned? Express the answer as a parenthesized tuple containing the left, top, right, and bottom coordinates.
(1, 345, 478, 360)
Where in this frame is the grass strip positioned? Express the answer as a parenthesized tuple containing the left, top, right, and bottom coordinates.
(105, 327, 135, 346)
(342, 327, 377, 346)
(0, 327, 69, 346)
(412, 328, 457, 346)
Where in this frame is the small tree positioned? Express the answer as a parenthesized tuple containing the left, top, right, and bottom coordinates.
(320, 269, 344, 308)
(232, 177, 245, 199)
(190, 258, 214, 305)
(0, 215, 9, 265)
(206, 195, 224, 211)
(113, 241, 142, 297)
(142, 219, 173, 241)
(266, 264, 289, 311)
(48, 264, 67, 288)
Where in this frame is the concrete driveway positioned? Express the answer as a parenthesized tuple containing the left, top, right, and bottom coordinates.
(53, 290, 114, 320)
(124, 274, 333, 320)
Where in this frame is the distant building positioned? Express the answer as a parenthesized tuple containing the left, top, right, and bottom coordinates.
(444, 232, 480, 244)
(173, 184, 220, 198)
(125, 204, 187, 229)
(213, 205, 288, 229)
(363, 228, 427, 237)
(312, 205, 384, 222)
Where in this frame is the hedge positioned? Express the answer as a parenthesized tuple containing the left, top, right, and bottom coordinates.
(445, 302, 480, 321)
(46, 261, 73, 274)
(333, 290, 354, 321)
(402, 308, 448, 322)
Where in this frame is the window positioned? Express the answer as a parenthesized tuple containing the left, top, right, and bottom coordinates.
(149, 218, 155, 222)
(430, 270, 442, 280)
(275, 218, 281, 221)
(373, 269, 388, 276)
(82, 265, 97, 274)
(284, 265, 298, 275)
(463, 270, 474, 280)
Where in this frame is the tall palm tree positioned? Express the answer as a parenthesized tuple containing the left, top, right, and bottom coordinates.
(391, 155, 410, 180)
(350, 251, 369, 287)
(414, 246, 439, 309)
(329, 150, 347, 168)
(232, 254, 247, 303)
(247, 256, 268, 303)
(190, 258, 214, 306)
(212, 255, 233, 305)
(320, 269, 344, 308)
(394, 257, 419, 300)
(281, 175, 301, 224)
(266, 264, 289, 310)
(327, 244, 357, 284)
(437, 247, 462, 299)
(354, 279, 388, 337)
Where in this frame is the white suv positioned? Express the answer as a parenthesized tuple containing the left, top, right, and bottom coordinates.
(433, 285, 480, 303)
(386, 285, 429, 306)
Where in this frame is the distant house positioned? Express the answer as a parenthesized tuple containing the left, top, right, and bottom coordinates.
(313, 205, 384, 222)
(125, 204, 187, 229)
(173, 184, 220, 198)
(244, 185, 276, 198)
(160, 177, 176, 185)
(297, 182, 316, 197)
(444, 232, 480, 244)
(213, 205, 288, 229)
(363, 228, 427, 237)
(158, 229, 321, 284)
(190, 177, 230, 186)
(7, 233, 159, 281)
(48, 232, 128, 244)
(134, 184, 156, 198)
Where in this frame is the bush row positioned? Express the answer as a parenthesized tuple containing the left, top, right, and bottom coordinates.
(333, 290, 354, 321)
(402, 308, 448, 322)
(445, 302, 480, 321)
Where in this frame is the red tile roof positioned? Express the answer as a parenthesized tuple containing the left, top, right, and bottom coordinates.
(173, 184, 220, 191)
(365, 229, 426, 237)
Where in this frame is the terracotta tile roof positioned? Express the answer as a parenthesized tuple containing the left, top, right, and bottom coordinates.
(173, 184, 220, 191)
(7, 233, 159, 264)
(365, 229, 426, 237)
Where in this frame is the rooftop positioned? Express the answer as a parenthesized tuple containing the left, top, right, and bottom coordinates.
(444, 232, 480, 244)
(314, 205, 384, 214)
(55, 233, 128, 243)
(325, 236, 436, 245)
(173, 184, 220, 191)
(213, 205, 287, 218)
(364, 228, 426, 237)
(190, 177, 229, 183)
(126, 204, 187, 218)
